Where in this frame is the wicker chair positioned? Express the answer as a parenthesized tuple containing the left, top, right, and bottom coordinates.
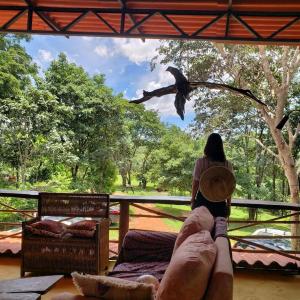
(21, 192, 110, 277)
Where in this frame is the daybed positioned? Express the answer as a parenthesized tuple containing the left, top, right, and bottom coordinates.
(52, 227, 233, 300)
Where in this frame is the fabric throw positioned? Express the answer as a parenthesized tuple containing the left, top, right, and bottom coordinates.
(72, 272, 155, 300)
(156, 230, 217, 300)
(119, 230, 177, 263)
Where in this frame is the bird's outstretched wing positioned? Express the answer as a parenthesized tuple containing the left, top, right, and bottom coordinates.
(167, 66, 190, 104)
(174, 92, 186, 120)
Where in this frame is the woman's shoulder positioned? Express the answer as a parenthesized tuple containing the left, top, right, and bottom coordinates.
(195, 156, 207, 164)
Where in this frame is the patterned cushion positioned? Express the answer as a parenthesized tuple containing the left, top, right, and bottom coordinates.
(31, 219, 66, 233)
(68, 220, 97, 231)
(72, 272, 155, 300)
(26, 219, 66, 238)
(25, 225, 64, 238)
(66, 229, 95, 238)
(66, 220, 97, 238)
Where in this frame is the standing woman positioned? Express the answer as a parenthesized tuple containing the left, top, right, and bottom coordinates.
(191, 133, 234, 217)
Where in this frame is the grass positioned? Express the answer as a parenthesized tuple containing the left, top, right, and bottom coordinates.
(154, 204, 292, 235)
(109, 223, 119, 240)
(113, 178, 292, 236)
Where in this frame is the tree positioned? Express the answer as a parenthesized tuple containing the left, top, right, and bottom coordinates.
(148, 126, 203, 193)
(155, 42, 300, 248)
(44, 53, 124, 192)
(115, 104, 164, 189)
(0, 35, 60, 185)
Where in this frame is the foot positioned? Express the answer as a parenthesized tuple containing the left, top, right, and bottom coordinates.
(214, 217, 228, 240)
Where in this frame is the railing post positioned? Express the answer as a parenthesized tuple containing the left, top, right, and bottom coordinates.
(118, 201, 129, 252)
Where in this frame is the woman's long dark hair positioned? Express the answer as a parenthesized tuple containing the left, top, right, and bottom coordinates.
(204, 133, 226, 162)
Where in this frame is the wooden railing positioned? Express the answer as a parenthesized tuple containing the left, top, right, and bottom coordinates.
(1, 189, 300, 268)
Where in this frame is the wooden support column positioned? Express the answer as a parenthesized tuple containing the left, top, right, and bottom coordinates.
(118, 201, 129, 252)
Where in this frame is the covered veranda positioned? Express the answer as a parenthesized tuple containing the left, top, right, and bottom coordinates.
(1, 0, 300, 299)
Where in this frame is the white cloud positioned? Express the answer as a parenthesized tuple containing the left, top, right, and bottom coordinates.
(81, 36, 95, 41)
(62, 51, 77, 63)
(38, 49, 53, 62)
(113, 38, 161, 64)
(94, 45, 111, 57)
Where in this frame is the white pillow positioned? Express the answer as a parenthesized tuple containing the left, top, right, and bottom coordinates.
(72, 272, 155, 300)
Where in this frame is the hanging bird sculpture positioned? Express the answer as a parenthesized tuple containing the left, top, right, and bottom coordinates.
(166, 66, 191, 120)
(130, 68, 268, 119)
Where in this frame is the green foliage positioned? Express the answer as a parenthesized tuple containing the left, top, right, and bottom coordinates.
(147, 126, 204, 192)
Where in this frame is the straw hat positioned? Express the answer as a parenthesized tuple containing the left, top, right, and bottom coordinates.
(199, 166, 236, 202)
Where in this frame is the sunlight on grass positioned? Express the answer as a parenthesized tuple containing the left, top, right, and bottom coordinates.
(154, 204, 292, 235)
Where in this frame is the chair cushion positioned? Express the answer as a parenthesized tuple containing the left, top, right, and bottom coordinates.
(26, 219, 66, 238)
(66, 220, 97, 238)
(72, 272, 155, 300)
(173, 206, 214, 252)
(31, 219, 66, 233)
(156, 230, 217, 300)
(68, 220, 97, 231)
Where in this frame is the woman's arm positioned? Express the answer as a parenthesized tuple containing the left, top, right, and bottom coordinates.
(226, 160, 234, 216)
(226, 198, 231, 216)
(191, 158, 201, 207)
(191, 179, 199, 206)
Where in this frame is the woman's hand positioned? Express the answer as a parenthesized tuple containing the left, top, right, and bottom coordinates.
(226, 199, 231, 217)
(190, 198, 195, 209)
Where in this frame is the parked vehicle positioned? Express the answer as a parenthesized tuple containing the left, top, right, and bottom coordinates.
(110, 205, 120, 224)
(233, 228, 291, 251)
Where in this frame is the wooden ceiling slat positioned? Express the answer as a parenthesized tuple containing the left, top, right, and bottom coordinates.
(1, 1, 300, 43)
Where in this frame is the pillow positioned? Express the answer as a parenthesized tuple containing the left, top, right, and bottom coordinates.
(25, 226, 63, 238)
(66, 229, 95, 238)
(26, 219, 66, 238)
(31, 219, 66, 233)
(72, 272, 155, 300)
(68, 220, 97, 231)
(156, 230, 217, 300)
(66, 220, 97, 238)
(173, 206, 214, 252)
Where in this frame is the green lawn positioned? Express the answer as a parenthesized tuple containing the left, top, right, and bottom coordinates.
(154, 204, 291, 235)
(109, 223, 119, 240)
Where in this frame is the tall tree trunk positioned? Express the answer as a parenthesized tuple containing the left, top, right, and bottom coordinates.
(282, 173, 286, 198)
(127, 171, 132, 185)
(272, 156, 276, 201)
(269, 124, 300, 250)
(71, 164, 79, 181)
(16, 167, 19, 188)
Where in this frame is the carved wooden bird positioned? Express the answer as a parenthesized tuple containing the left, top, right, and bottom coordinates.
(166, 66, 190, 120)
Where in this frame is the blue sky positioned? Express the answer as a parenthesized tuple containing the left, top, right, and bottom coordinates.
(23, 35, 195, 129)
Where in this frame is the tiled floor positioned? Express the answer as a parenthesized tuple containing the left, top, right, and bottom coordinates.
(0, 257, 300, 299)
